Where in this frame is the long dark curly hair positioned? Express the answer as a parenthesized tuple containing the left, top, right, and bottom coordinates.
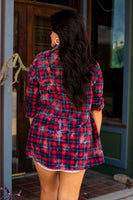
(51, 9, 92, 110)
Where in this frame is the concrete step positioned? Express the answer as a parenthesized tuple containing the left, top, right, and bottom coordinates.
(88, 188, 133, 200)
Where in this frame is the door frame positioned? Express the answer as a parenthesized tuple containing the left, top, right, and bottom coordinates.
(1, 0, 14, 193)
(0, 0, 4, 190)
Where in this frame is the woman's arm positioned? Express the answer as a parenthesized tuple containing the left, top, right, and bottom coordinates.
(91, 64, 104, 134)
(92, 110, 102, 134)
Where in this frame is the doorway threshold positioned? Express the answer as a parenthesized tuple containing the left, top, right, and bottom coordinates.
(12, 172, 37, 179)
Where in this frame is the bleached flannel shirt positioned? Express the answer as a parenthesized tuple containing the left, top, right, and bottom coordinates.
(26, 45, 104, 171)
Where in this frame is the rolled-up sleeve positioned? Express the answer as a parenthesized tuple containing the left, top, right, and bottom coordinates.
(25, 60, 40, 118)
(91, 65, 104, 111)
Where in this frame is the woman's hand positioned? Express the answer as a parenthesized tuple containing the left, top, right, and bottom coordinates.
(29, 118, 33, 125)
(92, 110, 102, 134)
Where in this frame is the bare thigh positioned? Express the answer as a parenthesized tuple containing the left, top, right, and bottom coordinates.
(58, 170, 86, 200)
(34, 161, 59, 193)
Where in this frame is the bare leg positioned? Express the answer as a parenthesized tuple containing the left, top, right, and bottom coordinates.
(58, 170, 86, 200)
(34, 161, 59, 200)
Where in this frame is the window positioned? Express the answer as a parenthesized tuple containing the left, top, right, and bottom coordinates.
(91, 0, 125, 122)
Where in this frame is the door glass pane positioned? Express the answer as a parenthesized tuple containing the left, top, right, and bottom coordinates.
(91, 0, 125, 121)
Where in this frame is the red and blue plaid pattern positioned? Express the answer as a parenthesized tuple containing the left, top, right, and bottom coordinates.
(26, 45, 104, 170)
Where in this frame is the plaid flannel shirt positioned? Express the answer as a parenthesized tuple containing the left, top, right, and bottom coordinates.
(26, 45, 104, 171)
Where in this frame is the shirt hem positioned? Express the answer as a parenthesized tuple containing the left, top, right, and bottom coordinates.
(26, 152, 104, 171)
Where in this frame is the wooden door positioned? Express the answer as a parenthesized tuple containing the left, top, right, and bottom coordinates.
(13, 0, 76, 174)
(27, 3, 75, 66)
(14, 2, 31, 173)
